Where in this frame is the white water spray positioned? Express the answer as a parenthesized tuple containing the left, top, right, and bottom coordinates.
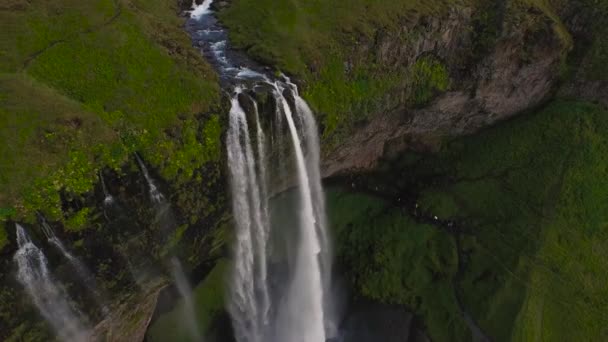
(14, 224, 89, 341)
(171, 257, 203, 341)
(227, 91, 271, 342)
(190, 0, 213, 19)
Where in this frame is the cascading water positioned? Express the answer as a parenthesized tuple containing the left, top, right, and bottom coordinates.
(273, 85, 326, 342)
(14, 224, 89, 341)
(37, 214, 109, 315)
(288, 82, 337, 336)
(188, 2, 335, 341)
(226, 83, 334, 342)
(135, 153, 165, 203)
(226, 91, 271, 342)
(39, 215, 95, 287)
(190, 0, 214, 19)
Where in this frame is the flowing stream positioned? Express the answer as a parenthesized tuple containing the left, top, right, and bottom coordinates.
(14, 224, 90, 341)
(188, 2, 335, 341)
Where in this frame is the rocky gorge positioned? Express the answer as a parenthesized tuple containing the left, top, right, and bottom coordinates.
(0, 0, 607, 341)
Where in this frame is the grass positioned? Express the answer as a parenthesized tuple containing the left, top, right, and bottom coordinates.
(0, 0, 220, 222)
(146, 260, 229, 342)
(363, 100, 608, 341)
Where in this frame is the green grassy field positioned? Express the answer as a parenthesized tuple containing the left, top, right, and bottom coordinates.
(0, 0, 220, 229)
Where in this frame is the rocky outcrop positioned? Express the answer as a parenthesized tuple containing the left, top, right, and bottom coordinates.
(321, 4, 569, 176)
(92, 281, 166, 342)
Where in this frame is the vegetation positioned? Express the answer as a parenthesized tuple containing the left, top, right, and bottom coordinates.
(410, 56, 450, 105)
(64, 207, 92, 233)
(342, 100, 608, 341)
(327, 188, 469, 341)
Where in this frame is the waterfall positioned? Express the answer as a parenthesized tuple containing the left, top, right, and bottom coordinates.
(226, 91, 271, 342)
(170, 257, 203, 341)
(14, 224, 89, 341)
(288, 82, 336, 336)
(226, 85, 333, 342)
(100, 171, 114, 205)
(274, 86, 325, 342)
(38, 215, 109, 315)
(135, 153, 165, 203)
(188, 2, 334, 339)
(40, 217, 93, 284)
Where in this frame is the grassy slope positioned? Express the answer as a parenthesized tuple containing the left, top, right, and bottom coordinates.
(0, 0, 220, 229)
(348, 100, 608, 341)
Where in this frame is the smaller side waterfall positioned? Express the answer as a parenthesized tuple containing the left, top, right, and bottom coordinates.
(38, 215, 109, 315)
(134, 155, 202, 340)
(14, 224, 89, 341)
(100, 171, 114, 206)
(39, 216, 95, 287)
(135, 153, 165, 204)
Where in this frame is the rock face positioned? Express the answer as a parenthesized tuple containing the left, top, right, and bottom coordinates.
(321, 5, 568, 176)
(92, 282, 166, 342)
